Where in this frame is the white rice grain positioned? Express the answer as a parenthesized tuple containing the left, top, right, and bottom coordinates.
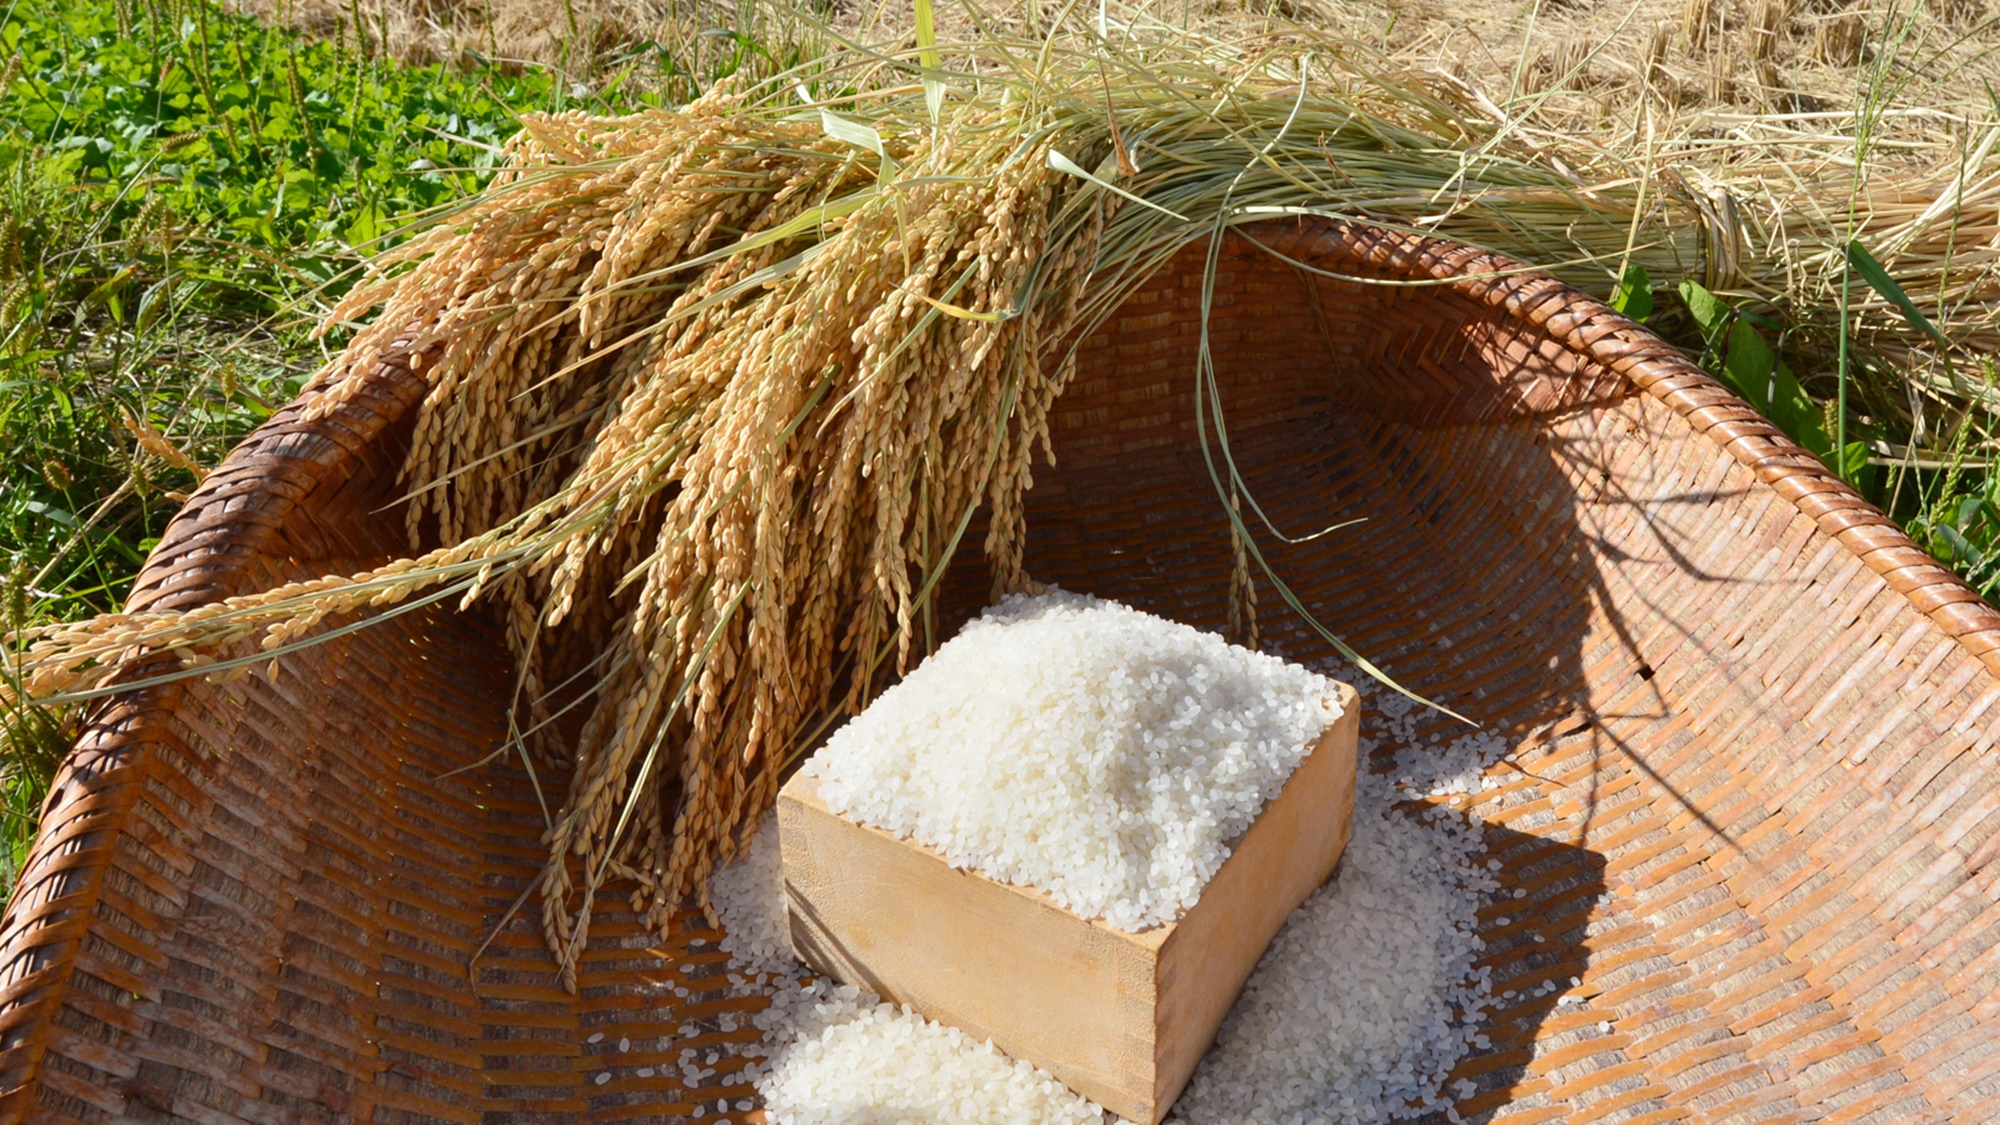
(751, 981, 1105, 1125)
(711, 812, 792, 976)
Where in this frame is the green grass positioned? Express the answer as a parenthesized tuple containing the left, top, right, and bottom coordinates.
(0, 0, 614, 616)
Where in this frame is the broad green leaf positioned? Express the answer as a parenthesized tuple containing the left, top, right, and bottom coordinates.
(1678, 279, 1730, 340)
(1685, 282, 1839, 464)
(22, 500, 76, 527)
(1837, 440, 1870, 482)
(1936, 522, 1979, 566)
(1959, 494, 1988, 529)
(1609, 260, 1652, 323)
(1721, 318, 1776, 402)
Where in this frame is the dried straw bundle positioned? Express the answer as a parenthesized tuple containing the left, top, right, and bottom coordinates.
(14, 8, 2000, 975)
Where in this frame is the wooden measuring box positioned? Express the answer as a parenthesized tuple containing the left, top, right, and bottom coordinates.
(776, 680, 1361, 1124)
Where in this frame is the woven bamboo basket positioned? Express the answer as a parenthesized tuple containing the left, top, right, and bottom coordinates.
(4, 218, 1999, 1124)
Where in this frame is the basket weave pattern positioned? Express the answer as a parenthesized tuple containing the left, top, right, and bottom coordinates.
(2, 219, 1998, 1123)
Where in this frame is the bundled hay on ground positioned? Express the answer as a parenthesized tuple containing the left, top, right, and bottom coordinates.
(13, 5, 2000, 975)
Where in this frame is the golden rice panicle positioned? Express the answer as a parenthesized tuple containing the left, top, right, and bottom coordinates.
(510, 113, 1105, 983)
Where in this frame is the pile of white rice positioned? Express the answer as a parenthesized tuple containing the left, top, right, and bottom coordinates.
(689, 595, 1522, 1124)
(805, 591, 1343, 931)
(710, 812, 794, 977)
(1164, 686, 1502, 1124)
(708, 820, 1107, 1122)
(753, 981, 1107, 1125)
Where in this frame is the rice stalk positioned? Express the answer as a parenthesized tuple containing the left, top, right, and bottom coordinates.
(14, 3, 2000, 974)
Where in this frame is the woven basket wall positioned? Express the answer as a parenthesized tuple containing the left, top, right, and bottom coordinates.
(3, 218, 1998, 1124)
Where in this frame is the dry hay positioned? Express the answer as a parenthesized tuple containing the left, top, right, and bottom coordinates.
(226, 0, 2000, 135)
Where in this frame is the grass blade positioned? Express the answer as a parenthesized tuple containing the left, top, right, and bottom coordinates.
(1847, 239, 1955, 357)
(914, 0, 945, 123)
